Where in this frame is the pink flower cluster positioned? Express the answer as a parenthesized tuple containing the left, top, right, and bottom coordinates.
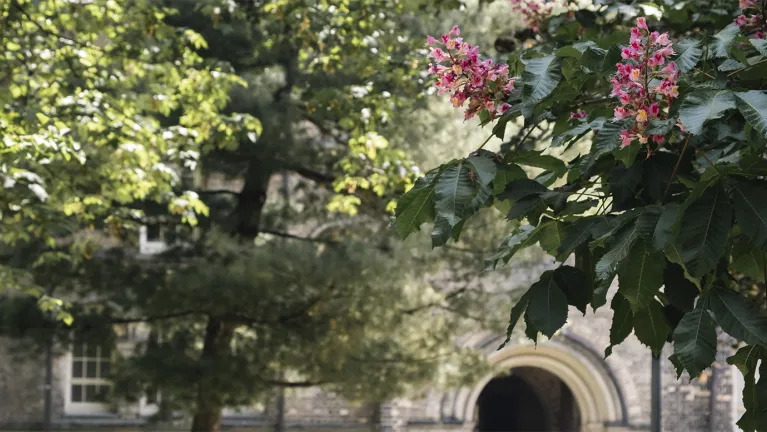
(611, 17, 678, 148)
(735, 0, 765, 39)
(510, 0, 568, 32)
(426, 26, 516, 120)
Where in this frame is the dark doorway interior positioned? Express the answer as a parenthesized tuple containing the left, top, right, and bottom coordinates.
(476, 367, 580, 432)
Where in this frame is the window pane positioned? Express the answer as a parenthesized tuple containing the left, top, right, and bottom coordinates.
(86, 360, 98, 378)
(73, 343, 84, 357)
(72, 361, 83, 378)
(86, 343, 99, 357)
(97, 385, 110, 401)
(71, 385, 83, 402)
(100, 361, 110, 377)
(85, 385, 97, 401)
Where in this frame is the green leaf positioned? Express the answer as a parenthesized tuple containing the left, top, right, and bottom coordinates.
(558, 217, 602, 260)
(710, 286, 767, 347)
(596, 221, 641, 281)
(509, 150, 567, 174)
(673, 39, 704, 73)
(395, 169, 440, 238)
(669, 353, 685, 379)
(492, 164, 527, 195)
(592, 267, 614, 310)
(613, 142, 641, 168)
(732, 238, 766, 282)
(678, 184, 732, 278)
(666, 242, 701, 289)
(540, 221, 565, 257)
(735, 91, 767, 139)
(525, 271, 569, 338)
(555, 45, 583, 59)
(434, 163, 475, 226)
(498, 291, 531, 349)
(711, 24, 740, 59)
(678, 90, 735, 135)
(606, 293, 634, 358)
(737, 356, 767, 431)
(633, 300, 670, 356)
(663, 261, 700, 313)
(431, 217, 466, 248)
(581, 45, 621, 74)
(485, 224, 546, 270)
(751, 39, 767, 56)
(730, 180, 767, 250)
(497, 178, 548, 202)
(646, 118, 676, 135)
(466, 154, 497, 186)
(728, 345, 763, 377)
(652, 204, 679, 250)
(672, 306, 717, 378)
(617, 240, 665, 312)
(587, 120, 630, 165)
(522, 55, 562, 103)
(553, 265, 591, 314)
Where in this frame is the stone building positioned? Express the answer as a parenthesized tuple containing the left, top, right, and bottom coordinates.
(0, 176, 746, 432)
(0, 257, 745, 431)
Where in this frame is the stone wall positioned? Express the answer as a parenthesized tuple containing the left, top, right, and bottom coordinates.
(0, 337, 64, 428)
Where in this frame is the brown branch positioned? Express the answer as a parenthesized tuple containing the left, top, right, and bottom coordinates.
(286, 165, 336, 184)
(401, 287, 468, 315)
(108, 310, 204, 324)
(259, 229, 342, 245)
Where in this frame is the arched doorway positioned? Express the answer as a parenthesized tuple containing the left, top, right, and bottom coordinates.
(476, 367, 580, 431)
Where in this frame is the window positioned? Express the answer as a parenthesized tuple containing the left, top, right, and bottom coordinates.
(70, 341, 112, 404)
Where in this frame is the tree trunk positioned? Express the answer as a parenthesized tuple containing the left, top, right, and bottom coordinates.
(191, 158, 271, 431)
(191, 317, 236, 432)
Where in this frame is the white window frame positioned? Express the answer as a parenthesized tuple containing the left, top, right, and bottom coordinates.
(62, 342, 112, 415)
(139, 225, 168, 255)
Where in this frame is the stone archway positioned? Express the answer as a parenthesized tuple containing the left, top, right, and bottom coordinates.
(459, 341, 626, 432)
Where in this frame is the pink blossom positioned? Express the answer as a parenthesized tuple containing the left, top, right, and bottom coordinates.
(425, 27, 518, 120)
(651, 135, 665, 144)
(427, 35, 437, 45)
(736, 14, 750, 27)
(612, 17, 678, 151)
(570, 110, 588, 119)
(620, 130, 634, 147)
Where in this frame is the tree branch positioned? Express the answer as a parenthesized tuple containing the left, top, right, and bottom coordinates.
(108, 310, 204, 324)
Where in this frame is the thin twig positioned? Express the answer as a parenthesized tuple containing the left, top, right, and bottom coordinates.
(477, 133, 495, 151)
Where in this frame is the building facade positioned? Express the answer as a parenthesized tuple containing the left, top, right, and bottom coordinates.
(0, 226, 746, 431)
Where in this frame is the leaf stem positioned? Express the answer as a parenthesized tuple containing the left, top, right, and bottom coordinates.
(664, 135, 690, 199)
(728, 58, 767, 77)
(477, 134, 494, 150)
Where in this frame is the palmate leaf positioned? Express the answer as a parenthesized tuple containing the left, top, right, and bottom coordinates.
(663, 261, 700, 313)
(466, 153, 497, 186)
(710, 24, 740, 59)
(633, 300, 670, 356)
(728, 345, 763, 376)
(606, 293, 633, 358)
(735, 91, 767, 139)
(522, 55, 562, 103)
(553, 265, 591, 314)
(525, 270, 569, 338)
(508, 149, 567, 175)
(672, 305, 717, 378)
(434, 163, 475, 226)
(678, 183, 732, 278)
(617, 240, 665, 312)
(731, 238, 766, 282)
(730, 180, 767, 250)
(738, 357, 767, 431)
(752, 39, 767, 56)
(498, 291, 531, 349)
(394, 168, 441, 238)
(710, 286, 767, 347)
(653, 203, 679, 250)
(673, 39, 704, 73)
(678, 90, 735, 135)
